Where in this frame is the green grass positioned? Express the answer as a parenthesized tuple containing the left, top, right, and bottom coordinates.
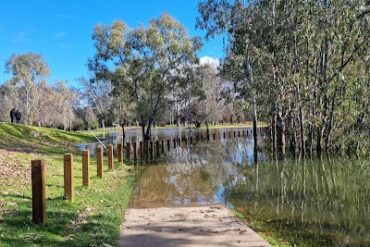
(0, 123, 96, 154)
(0, 123, 137, 247)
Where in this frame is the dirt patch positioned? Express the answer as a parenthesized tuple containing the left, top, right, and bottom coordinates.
(119, 205, 270, 247)
(0, 149, 31, 185)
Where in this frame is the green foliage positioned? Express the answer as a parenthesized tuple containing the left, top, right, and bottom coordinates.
(89, 14, 202, 137)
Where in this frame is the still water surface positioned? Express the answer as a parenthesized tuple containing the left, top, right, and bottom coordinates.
(78, 127, 370, 246)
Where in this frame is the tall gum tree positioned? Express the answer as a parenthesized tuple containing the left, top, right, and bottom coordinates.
(89, 14, 202, 144)
(5, 53, 49, 125)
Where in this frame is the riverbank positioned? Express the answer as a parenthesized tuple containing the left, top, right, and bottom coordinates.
(0, 123, 137, 247)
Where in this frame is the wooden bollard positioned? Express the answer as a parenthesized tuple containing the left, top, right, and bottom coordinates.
(64, 153, 74, 202)
(139, 141, 143, 158)
(167, 139, 170, 151)
(118, 143, 123, 163)
(156, 140, 160, 157)
(238, 131, 241, 137)
(31, 160, 46, 225)
(223, 132, 226, 139)
(234, 131, 236, 137)
(161, 140, 164, 153)
(173, 138, 176, 148)
(82, 150, 90, 186)
(178, 138, 181, 146)
(97, 146, 103, 178)
(242, 130, 245, 136)
(150, 141, 154, 160)
(108, 144, 114, 171)
(126, 142, 131, 160)
(133, 142, 137, 160)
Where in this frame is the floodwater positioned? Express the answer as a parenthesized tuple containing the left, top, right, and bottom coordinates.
(77, 127, 370, 246)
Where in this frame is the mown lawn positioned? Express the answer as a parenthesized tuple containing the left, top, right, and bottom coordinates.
(0, 123, 137, 247)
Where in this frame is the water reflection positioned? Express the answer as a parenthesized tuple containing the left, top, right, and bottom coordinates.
(77, 127, 370, 246)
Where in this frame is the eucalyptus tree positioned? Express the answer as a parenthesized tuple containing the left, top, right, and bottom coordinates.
(5, 53, 49, 125)
(198, 0, 370, 157)
(89, 14, 202, 143)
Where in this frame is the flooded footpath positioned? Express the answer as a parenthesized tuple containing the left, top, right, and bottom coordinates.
(78, 127, 370, 246)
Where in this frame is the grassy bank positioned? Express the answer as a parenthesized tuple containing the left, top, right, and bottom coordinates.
(0, 123, 137, 247)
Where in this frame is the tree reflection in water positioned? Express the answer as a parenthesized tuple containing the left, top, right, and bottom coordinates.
(130, 136, 370, 246)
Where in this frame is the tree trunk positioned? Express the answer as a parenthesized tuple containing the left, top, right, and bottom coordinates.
(277, 111, 286, 159)
(297, 84, 306, 157)
(253, 96, 258, 164)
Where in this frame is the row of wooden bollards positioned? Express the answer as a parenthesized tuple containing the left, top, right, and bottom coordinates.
(30, 128, 267, 224)
(31, 144, 119, 225)
(121, 128, 266, 161)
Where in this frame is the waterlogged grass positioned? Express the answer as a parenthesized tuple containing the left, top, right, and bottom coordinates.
(0, 123, 137, 246)
(231, 209, 291, 247)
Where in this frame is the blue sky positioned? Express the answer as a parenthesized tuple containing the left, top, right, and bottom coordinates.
(0, 0, 224, 87)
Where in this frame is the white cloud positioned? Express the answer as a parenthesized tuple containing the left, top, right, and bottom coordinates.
(199, 56, 220, 70)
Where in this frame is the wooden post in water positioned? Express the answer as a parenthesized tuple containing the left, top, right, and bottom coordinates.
(64, 153, 74, 202)
(150, 141, 154, 160)
(156, 140, 160, 158)
(82, 150, 90, 187)
(173, 138, 176, 148)
(242, 130, 245, 136)
(234, 131, 236, 138)
(126, 142, 131, 161)
(139, 141, 143, 159)
(97, 146, 103, 178)
(117, 143, 123, 163)
(108, 144, 114, 171)
(31, 160, 46, 225)
(238, 131, 240, 137)
(133, 142, 137, 160)
(223, 132, 226, 139)
(161, 140, 164, 153)
(167, 139, 170, 151)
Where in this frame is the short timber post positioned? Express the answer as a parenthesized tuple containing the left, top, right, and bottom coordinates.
(156, 140, 160, 158)
(82, 150, 90, 187)
(97, 146, 103, 178)
(133, 142, 137, 160)
(150, 141, 154, 160)
(238, 131, 240, 137)
(167, 139, 170, 151)
(161, 140, 165, 153)
(31, 160, 46, 225)
(234, 131, 236, 138)
(173, 138, 176, 148)
(118, 143, 123, 163)
(223, 132, 226, 139)
(64, 153, 74, 202)
(108, 144, 114, 171)
(126, 142, 131, 161)
(139, 141, 143, 158)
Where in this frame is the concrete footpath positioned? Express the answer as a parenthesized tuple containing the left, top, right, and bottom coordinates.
(118, 205, 270, 247)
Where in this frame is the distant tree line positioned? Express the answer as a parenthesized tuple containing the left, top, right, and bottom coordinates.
(0, 14, 244, 133)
